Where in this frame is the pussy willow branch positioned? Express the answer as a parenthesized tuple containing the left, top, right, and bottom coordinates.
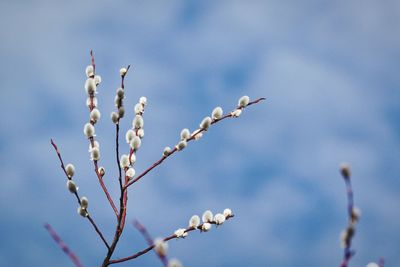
(340, 170, 355, 267)
(109, 215, 234, 264)
(44, 223, 83, 267)
(133, 220, 168, 267)
(88, 51, 119, 218)
(124, 97, 266, 189)
(50, 139, 110, 250)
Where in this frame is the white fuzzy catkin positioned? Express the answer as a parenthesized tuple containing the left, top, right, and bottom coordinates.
(126, 167, 135, 178)
(126, 129, 135, 144)
(85, 78, 96, 95)
(366, 263, 379, 267)
(180, 128, 190, 140)
(201, 222, 211, 232)
(129, 153, 136, 164)
(98, 166, 105, 177)
(192, 131, 203, 140)
(94, 75, 101, 85)
(118, 107, 125, 118)
(168, 258, 183, 267)
(86, 97, 98, 108)
(214, 213, 225, 225)
(130, 136, 141, 150)
(238, 95, 250, 107)
(114, 95, 122, 107)
(137, 129, 145, 138)
(83, 123, 95, 137)
(119, 67, 127, 76)
(111, 112, 119, 124)
(116, 88, 124, 98)
(163, 146, 172, 156)
(231, 109, 242, 118)
(89, 141, 100, 152)
(174, 228, 188, 238)
(211, 107, 223, 120)
(202, 210, 213, 223)
(90, 147, 100, 161)
(120, 154, 130, 168)
(85, 65, 94, 78)
(176, 140, 187, 151)
(77, 207, 88, 217)
(139, 96, 147, 105)
(200, 116, 212, 130)
(189, 215, 200, 228)
(153, 238, 168, 256)
(90, 108, 101, 123)
(223, 208, 232, 217)
(133, 115, 144, 129)
(80, 197, 89, 209)
(65, 164, 75, 178)
(67, 180, 78, 193)
(134, 103, 143, 114)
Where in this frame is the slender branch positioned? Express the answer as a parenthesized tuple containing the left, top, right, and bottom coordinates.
(109, 215, 234, 264)
(44, 223, 83, 267)
(124, 97, 266, 189)
(50, 139, 110, 250)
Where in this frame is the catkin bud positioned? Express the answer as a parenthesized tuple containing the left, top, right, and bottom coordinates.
(211, 107, 223, 120)
(126, 167, 135, 178)
(129, 153, 136, 164)
(77, 207, 88, 217)
(118, 106, 125, 118)
(366, 263, 379, 267)
(174, 228, 188, 238)
(120, 67, 127, 76)
(90, 147, 100, 161)
(67, 180, 78, 193)
(238, 95, 250, 107)
(88, 141, 100, 152)
(114, 95, 122, 107)
(120, 154, 130, 168)
(340, 163, 351, 178)
(201, 222, 211, 232)
(176, 140, 187, 151)
(223, 208, 232, 217)
(231, 109, 242, 118)
(180, 128, 191, 140)
(90, 108, 101, 123)
(139, 96, 147, 105)
(134, 103, 144, 114)
(94, 75, 101, 85)
(189, 215, 200, 228)
(85, 65, 94, 78)
(130, 136, 141, 150)
(133, 115, 144, 129)
(65, 164, 75, 178)
(98, 166, 105, 177)
(80, 197, 89, 209)
(214, 213, 225, 225)
(154, 238, 168, 256)
(168, 258, 183, 267)
(126, 129, 135, 144)
(111, 112, 119, 124)
(83, 123, 95, 137)
(137, 128, 145, 138)
(202, 210, 213, 223)
(116, 88, 124, 98)
(163, 146, 172, 156)
(200, 117, 212, 130)
(192, 131, 203, 140)
(85, 78, 96, 95)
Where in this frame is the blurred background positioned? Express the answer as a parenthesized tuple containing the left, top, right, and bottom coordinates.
(0, 1, 399, 266)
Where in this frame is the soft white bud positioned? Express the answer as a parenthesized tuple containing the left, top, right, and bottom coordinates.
(65, 164, 75, 178)
(111, 112, 119, 124)
(176, 140, 187, 151)
(223, 208, 232, 218)
(77, 207, 88, 217)
(90, 108, 101, 123)
(153, 238, 168, 256)
(214, 213, 225, 225)
(174, 228, 188, 238)
(163, 146, 172, 156)
(211, 107, 223, 120)
(98, 166, 105, 177)
(134, 103, 144, 114)
(180, 128, 190, 140)
(85, 65, 94, 78)
(116, 88, 124, 98)
(90, 147, 100, 161)
(137, 128, 145, 138)
(200, 116, 212, 130)
(118, 106, 125, 118)
(133, 115, 144, 129)
(139, 96, 147, 105)
(114, 95, 122, 107)
(83, 123, 95, 137)
(94, 75, 101, 85)
(85, 78, 96, 95)
(130, 136, 141, 150)
(189, 215, 200, 228)
(202, 210, 213, 223)
(192, 131, 203, 140)
(80, 197, 89, 209)
(168, 258, 183, 267)
(67, 180, 78, 193)
(86, 97, 98, 108)
(129, 153, 136, 164)
(231, 109, 242, 118)
(366, 263, 379, 267)
(201, 222, 211, 232)
(126, 167, 135, 178)
(238, 95, 250, 107)
(120, 154, 130, 168)
(126, 129, 135, 144)
(88, 141, 99, 152)
(120, 67, 127, 76)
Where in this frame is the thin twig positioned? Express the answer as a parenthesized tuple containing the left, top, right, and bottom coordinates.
(44, 223, 83, 267)
(124, 97, 266, 189)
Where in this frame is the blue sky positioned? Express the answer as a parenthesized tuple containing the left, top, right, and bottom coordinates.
(1, 1, 399, 266)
